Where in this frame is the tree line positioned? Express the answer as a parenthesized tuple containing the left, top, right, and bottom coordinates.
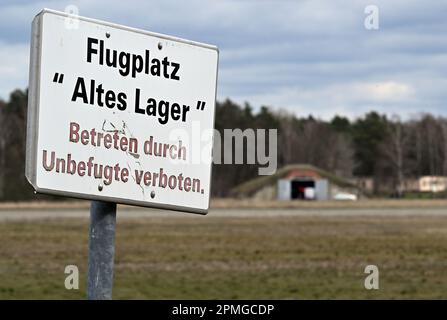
(1, 88, 446, 200)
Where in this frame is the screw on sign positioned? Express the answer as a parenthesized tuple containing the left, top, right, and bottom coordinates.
(26, 9, 218, 299)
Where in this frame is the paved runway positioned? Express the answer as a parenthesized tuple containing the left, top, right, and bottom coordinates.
(1, 207, 447, 221)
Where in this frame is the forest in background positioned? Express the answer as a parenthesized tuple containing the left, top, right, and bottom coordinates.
(1, 88, 447, 200)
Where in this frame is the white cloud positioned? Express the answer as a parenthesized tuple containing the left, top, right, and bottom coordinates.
(359, 81, 414, 101)
(229, 81, 419, 120)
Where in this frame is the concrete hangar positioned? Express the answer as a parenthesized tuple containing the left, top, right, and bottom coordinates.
(230, 164, 359, 201)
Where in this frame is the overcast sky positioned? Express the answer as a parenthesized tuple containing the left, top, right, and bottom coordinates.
(1, 0, 446, 119)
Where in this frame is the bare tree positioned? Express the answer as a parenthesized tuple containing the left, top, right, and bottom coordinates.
(276, 110, 300, 165)
(0, 102, 4, 199)
(439, 118, 447, 176)
(282, 119, 354, 177)
(380, 116, 407, 196)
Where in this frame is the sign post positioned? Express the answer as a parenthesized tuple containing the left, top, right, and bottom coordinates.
(87, 201, 116, 300)
(25, 9, 218, 299)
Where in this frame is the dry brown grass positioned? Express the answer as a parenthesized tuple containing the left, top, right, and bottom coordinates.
(2, 198, 447, 211)
(1, 213, 447, 299)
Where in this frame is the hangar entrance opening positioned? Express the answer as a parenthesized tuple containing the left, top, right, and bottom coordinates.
(291, 179, 315, 199)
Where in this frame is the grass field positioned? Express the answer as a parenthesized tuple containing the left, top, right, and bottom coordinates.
(1, 212, 447, 299)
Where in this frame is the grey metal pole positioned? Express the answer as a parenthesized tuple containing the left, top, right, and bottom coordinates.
(87, 200, 117, 300)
